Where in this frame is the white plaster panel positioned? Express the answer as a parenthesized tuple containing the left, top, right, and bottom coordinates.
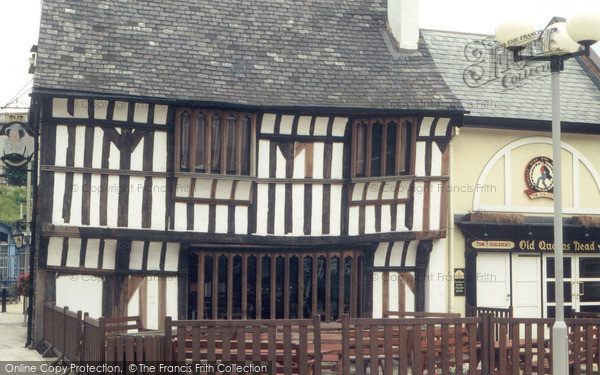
(292, 184, 304, 235)
(194, 178, 212, 199)
(84, 239, 100, 268)
(52, 173, 65, 225)
(91, 128, 103, 169)
(279, 115, 294, 134)
(94, 100, 109, 120)
(313, 117, 328, 136)
(113, 101, 129, 121)
(106, 175, 120, 227)
(274, 184, 285, 235)
(134, 103, 149, 123)
(54, 125, 69, 166)
(215, 205, 228, 234)
(129, 241, 145, 270)
(153, 105, 169, 125)
(257, 140, 270, 178)
(419, 117, 434, 137)
(194, 204, 209, 233)
(381, 205, 392, 233)
(255, 184, 269, 235)
(56, 276, 102, 319)
(130, 139, 144, 171)
(46, 237, 63, 267)
(153, 132, 168, 172)
(373, 242, 389, 267)
(74, 126, 85, 168)
(215, 180, 233, 199)
(332, 117, 348, 137)
(329, 185, 342, 236)
(128, 176, 145, 229)
(331, 143, 344, 179)
(164, 243, 180, 272)
(365, 206, 376, 234)
(151, 177, 167, 230)
(235, 206, 248, 234)
(434, 118, 450, 136)
(147, 242, 163, 271)
(313, 142, 324, 179)
(103, 240, 117, 269)
(297, 116, 311, 135)
(173, 203, 187, 231)
(348, 206, 359, 236)
(311, 185, 323, 235)
(261, 114, 276, 134)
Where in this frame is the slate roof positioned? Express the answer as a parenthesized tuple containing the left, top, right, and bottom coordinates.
(33, 0, 463, 112)
(422, 29, 600, 124)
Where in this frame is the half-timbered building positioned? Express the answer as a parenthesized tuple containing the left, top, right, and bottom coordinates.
(30, 0, 464, 337)
(423, 29, 600, 318)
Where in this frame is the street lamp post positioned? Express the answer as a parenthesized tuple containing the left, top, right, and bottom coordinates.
(496, 6, 600, 375)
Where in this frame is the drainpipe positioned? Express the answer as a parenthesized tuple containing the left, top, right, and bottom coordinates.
(447, 127, 458, 314)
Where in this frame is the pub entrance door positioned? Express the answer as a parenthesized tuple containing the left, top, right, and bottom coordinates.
(544, 255, 600, 317)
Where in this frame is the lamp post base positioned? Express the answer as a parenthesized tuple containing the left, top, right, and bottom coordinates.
(552, 320, 568, 374)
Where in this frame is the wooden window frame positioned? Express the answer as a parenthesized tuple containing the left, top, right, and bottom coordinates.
(175, 108, 257, 176)
(351, 117, 416, 178)
(191, 248, 368, 321)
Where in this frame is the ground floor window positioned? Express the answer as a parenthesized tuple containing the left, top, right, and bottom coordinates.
(188, 248, 367, 321)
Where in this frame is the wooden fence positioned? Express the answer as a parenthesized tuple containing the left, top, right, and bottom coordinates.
(42, 302, 600, 375)
(42, 302, 149, 363)
(165, 316, 322, 375)
(42, 303, 82, 361)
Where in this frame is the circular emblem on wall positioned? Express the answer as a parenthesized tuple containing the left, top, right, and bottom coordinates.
(524, 156, 554, 199)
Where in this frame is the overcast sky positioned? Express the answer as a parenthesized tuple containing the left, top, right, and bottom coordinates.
(0, 0, 597, 109)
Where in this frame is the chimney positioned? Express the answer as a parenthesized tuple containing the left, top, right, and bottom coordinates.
(387, 0, 419, 50)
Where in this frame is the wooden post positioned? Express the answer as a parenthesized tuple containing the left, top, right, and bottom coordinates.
(62, 306, 68, 356)
(312, 315, 321, 375)
(341, 314, 350, 375)
(98, 317, 106, 362)
(81, 312, 89, 362)
(76, 310, 83, 361)
(164, 316, 172, 362)
(480, 313, 491, 375)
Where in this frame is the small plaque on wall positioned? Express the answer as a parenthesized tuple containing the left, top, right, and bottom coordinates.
(454, 268, 466, 296)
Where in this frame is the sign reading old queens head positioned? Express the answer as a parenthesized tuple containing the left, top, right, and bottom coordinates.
(524, 156, 554, 199)
(0, 122, 34, 168)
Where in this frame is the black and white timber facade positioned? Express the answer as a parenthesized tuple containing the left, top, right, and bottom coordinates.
(30, 0, 464, 334)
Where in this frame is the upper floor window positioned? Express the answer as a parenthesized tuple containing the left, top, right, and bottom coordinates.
(176, 109, 255, 175)
(351, 117, 415, 178)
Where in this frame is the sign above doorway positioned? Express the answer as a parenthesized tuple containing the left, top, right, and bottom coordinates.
(524, 156, 554, 199)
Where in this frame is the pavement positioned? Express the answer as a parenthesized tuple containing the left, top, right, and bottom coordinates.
(0, 299, 43, 361)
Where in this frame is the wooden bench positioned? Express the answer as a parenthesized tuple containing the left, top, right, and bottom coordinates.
(314, 322, 474, 374)
(173, 335, 303, 374)
(104, 316, 147, 337)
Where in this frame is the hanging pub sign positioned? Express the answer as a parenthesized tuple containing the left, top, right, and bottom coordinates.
(0, 122, 34, 169)
(468, 238, 600, 253)
(524, 156, 554, 199)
